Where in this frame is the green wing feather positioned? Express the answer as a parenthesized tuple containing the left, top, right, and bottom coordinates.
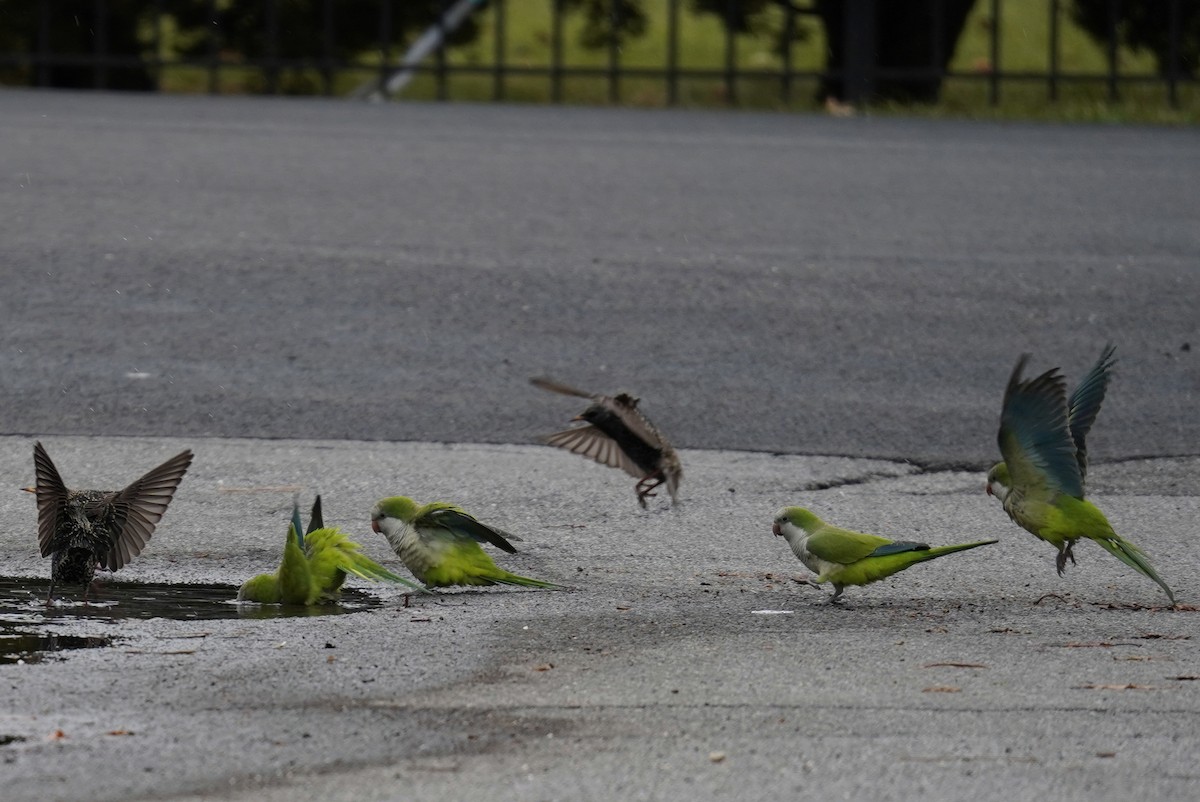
(417, 505, 520, 554)
(805, 525, 894, 565)
(1067, 344, 1116, 484)
(998, 355, 1084, 499)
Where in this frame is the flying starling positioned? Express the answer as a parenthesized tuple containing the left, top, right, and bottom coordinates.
(31, 442, 194, 604)
(530, 377, 682, 508)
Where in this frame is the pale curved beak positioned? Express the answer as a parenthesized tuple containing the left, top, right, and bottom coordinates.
(771, 523, 782, 537)
(985, 483, 993, 497)
(370, 520, 381, 533)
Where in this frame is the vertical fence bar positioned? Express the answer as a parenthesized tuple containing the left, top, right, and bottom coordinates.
(378, 0, 392, 95)
(94, 0, 108, 90)
(988, 0, 1000, 105)
(932, 0, 945, 89)
(551, 0, 563, 103)
(35, 0, 49, 87)
(207, 0, 220, 94)
(435, 4, 448, 100)
(152, 0, 164, 91)
(321, 0, 334, 96)
(1048, 0, 1059, 101)
(1105, 0, 1118, 102)
(493, 0, 506, 101)
(265, 0, 279, 94)
(1167, 0, 1180, 108)
(607, 0, 620, 103)
(844, 0, 876, 105)
(666, 0, 679, 105)
(781, 0, 794, 104)
(723, 0, 737, 105)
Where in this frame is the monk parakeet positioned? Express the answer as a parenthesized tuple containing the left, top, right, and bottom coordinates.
(531, 376, 681, 508)
(370, 496, 560, 589)
(30, 441, 193, 604)
(238, 496, 425, 604)
(986, 347, 1175, 603)
(772, 507, 997, 603)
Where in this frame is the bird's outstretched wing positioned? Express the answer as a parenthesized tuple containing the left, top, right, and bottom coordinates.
(32, 442, 70, 557)
(103, 450, 194, 570)
(998, 356, 1083, 501)
(542, 424, 646, 479)
(1067, 344, 1116, 484)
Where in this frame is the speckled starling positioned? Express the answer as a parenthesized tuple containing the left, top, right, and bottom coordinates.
(530, 377, 682, 508)
(32, 442, 194, 604)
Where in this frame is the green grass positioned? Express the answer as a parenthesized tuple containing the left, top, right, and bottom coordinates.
(141, 0, 1195, 123)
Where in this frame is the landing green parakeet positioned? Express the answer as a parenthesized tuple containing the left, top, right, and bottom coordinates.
(772, 506, 997, 603)
(238, 496, 424, 604)
(986, 347, 1174, 603)
(370, 496, 560, 590)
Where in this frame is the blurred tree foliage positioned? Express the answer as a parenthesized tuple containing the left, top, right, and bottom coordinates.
(564, 0, 648, 49)
(690, 0, 977, 102)
(1071, 0, 1199, 77)
(0, 0, 157, 89)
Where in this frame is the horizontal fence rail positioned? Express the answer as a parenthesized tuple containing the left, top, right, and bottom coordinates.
(0, 0, 1193, 109)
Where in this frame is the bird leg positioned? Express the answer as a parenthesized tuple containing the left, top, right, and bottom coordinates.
(44, 580, 57, 608)
(1055, 543, 1077, 576)
(826, 585, 845, 604)
(635, 474, 665, 508)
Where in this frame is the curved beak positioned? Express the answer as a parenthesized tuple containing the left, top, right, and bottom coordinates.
(985, 483, 993, 497)
(771, 522, 782, 537)
(370, 519, 381, 533)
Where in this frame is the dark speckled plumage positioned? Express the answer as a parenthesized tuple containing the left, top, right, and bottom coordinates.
(33, 442, 194, 603)
(531, 377, 682, 508)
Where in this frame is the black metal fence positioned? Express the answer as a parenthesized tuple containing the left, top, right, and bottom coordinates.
(0, 0, 1194, 109)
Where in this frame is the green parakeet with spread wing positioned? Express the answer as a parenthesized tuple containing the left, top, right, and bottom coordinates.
(772, 507, 997, 603)
(238, 496, 425, 604)
(370, 496, 561, 590)
(986, 347, 1175, 603)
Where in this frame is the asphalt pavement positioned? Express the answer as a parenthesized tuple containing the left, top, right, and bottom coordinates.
(0, 92, 1197, 801)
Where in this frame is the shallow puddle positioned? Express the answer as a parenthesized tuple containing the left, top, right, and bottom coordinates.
(0, 633, 113, 665)
(0, 576, 383, 623)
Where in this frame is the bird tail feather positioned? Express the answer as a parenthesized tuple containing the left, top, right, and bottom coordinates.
(490, 572, 564, 590)
(1092, 535, 1175, 604)
(530, 376, 593, 399)
(338, 550, 430, 593)
(921, 539, 1000, 560)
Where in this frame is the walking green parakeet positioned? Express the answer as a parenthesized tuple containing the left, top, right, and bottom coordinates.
(370, 496, 560, 590)
(772, 507, 997, 603)
(986, 347, 1175, 603)
(238, 496, 424, 604)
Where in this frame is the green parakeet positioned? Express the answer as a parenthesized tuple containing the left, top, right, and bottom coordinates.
(370, 496, 560, 590)
(986, 347, 1175, 603)
(772, 506, 997, 603)
(238, 496, 424, 604)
